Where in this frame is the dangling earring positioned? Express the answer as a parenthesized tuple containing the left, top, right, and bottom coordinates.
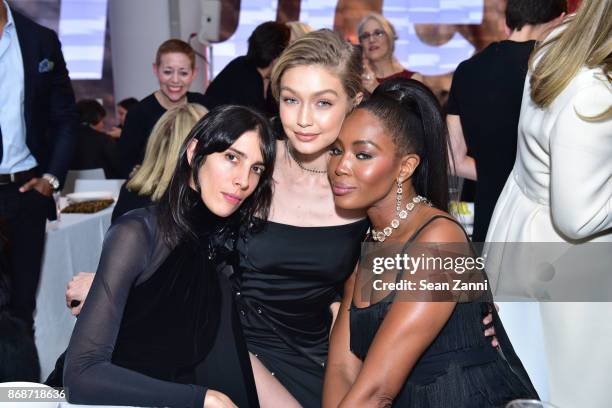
(396, 178, 403, 218)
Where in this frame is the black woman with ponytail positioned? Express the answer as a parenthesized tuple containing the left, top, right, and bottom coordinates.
(323, 78, 538, 407)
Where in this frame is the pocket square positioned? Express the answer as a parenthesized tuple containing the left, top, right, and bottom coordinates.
(38, 58, 55, 73)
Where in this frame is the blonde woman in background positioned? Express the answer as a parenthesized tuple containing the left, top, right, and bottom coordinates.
(63, 103, 208, 318)
(113, 103, 209, 222)
(357, 13, 423, 93)
(286, 21, 313, 43)
(485, 0, 611, 406)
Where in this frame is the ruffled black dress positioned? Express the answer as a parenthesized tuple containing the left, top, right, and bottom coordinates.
(350, 215, 539, 407)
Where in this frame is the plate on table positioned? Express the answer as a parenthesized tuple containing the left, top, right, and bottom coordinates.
(66, 191, 114, 203)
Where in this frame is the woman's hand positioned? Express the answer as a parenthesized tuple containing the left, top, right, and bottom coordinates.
(361, 57, 378, 94)
(482, 303, 499, 347)
(65, 272, 95, 316)
(203, 390, 238, 408)
(108, 126, 122, 139)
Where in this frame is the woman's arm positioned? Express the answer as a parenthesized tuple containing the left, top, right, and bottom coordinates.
(447, 114, 477, 181)
(549, 82, 612, 240)
(116, 108, 146, 178)
(65, 272, 94, 316)
(411, 72, 424, 83)
(63, 213, 209, 408)
(338, 301, 455, 407)
(323, 270, 363, 407)
(336, 219, 466, 407)
(329, 301, 341, 335)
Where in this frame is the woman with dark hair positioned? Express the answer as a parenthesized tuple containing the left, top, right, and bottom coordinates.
(109, 97, 139, 139)
(71, 99, 121, 178)
(233, 29, 495, 408)
(63, 105, 276, 408)
(61, 30, 497, 408)
(323, 78, 538, 407)
(117, 97, 139, 126)
(203, 21, 290, 117)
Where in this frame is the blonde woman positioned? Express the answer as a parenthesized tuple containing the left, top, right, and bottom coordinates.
(485, 0, 611, 406)
(113, 103, 208, 222)
(61, 103, 207, 320)
(286, 21, 313, 43)
(357, 13, 423, 93)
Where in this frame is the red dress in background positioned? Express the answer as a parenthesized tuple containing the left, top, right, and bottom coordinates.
(376, 69, 416, 83)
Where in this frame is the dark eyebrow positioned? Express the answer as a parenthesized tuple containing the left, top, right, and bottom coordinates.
(228, 147, 265, 166)
(280, 86, 339, 97)
(353, 140, 381, 149)
(227, 147, 246, 158)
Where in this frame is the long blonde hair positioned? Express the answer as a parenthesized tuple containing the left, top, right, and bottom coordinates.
(127, 103, 208, 201)
(529, 0, 611, 119)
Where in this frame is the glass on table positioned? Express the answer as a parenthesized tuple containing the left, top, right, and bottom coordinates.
(506, 400, 560, 408)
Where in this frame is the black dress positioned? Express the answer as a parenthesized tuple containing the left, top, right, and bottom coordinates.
(235, 219, 370, 407)
(63, 205, 259, 408)
(70, 124, 122, 178)
(110, 182, 153, 223)
(203, 56, 278, 117)
(446, 40, 536, 242)
(350, 215, 539, 407)
(117, 92, 208, 177)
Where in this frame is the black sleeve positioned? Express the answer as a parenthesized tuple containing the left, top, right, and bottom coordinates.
(203, 71, 231, 110)
(203, 59, 256, 110)
(101, 135, 122, 179)
(188, 92, 211, 110)
(446, 63, 464, 116)
(45, 29, 78, 186)
(111, 184, 151, 223)
(63, 213, 207, 408)
(117, 108, 147, 178)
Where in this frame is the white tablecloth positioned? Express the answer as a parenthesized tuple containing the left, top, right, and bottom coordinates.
(34, 207, 113, 380)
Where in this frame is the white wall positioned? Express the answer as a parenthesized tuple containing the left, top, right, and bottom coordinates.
(108, 0, 207, 102)
(177, 0, 208, 92)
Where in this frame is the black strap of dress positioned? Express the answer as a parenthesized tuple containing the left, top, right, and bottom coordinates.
(391, 215, 489, 303)
(405, 214, 471, 243)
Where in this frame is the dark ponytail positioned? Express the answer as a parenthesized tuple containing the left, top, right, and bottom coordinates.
(358, 78, 449, 211)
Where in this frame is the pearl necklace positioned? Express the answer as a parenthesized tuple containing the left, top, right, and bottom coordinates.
(285, 140, 327, 174)
(371, 195, 432, 242)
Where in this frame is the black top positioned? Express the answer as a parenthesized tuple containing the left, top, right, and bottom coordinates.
(350, 215, 539, 407)
(63, 206, 259, 408)
(117, 92, 208, 177)
(447, 40, 536, 242)
(235, 219, 370, 406)
(111, 182, 153, 223)
(203, 56, 278, 117)
(70, 125, 121, 179)
(8, 10, 78, 186)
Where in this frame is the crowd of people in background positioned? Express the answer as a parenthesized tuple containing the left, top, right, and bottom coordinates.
(0, 0, 610, 407)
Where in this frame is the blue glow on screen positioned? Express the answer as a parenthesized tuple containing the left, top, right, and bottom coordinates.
(211, 0, 483, 77)
(59, 0, 107, 80)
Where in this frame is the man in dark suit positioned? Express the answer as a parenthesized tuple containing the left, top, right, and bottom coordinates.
(0, 0, 77, 334)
